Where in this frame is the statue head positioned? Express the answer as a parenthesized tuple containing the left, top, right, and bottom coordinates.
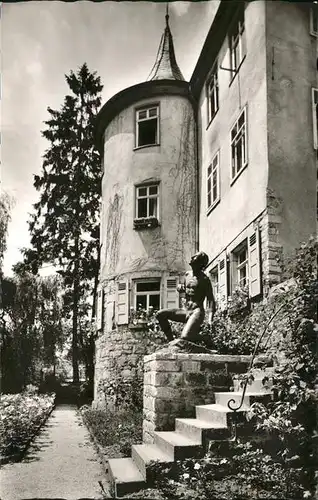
(189, 251, 209, 271)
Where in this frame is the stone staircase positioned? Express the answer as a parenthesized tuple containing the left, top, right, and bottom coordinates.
(108, 368, 273, 498)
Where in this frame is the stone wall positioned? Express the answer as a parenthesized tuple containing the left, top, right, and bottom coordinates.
(93, 324, 164, 408)
(258, 207, 284, 294)
(143, 351, 251, 444)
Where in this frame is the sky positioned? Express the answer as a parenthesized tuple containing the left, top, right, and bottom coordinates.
(2, 0, 219, 276)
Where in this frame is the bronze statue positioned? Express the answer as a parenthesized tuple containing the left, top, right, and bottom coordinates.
(156, 252, 216, 349)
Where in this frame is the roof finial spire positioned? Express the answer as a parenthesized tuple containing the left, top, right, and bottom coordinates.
(165, 2, 169, 25)
(146, 1, 184, 82)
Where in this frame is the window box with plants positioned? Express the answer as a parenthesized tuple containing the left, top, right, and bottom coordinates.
(129, 306, 157, 329)
(133, 216, 159, 230)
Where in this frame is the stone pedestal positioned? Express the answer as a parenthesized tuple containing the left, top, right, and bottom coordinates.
(143, 351, 251, 443)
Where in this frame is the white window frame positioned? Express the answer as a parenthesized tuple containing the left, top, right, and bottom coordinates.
(134, 278, 161, 311)
(207, 151, 220, 213)
(135, 183, 159, 220)
(231, 240, 249, 291)
(229, 8, 246, 74)
(312, 88, 318, 149)
(230, 106, 248, 182)
(237, 245, 249, 288)
(310, 3, 318, 36)
(135, 104, 159, 148)
(210, 266, 219, 300)
(206, 63, 219, 124)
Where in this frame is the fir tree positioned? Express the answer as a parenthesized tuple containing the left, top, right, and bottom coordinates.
(27, 64, 103, 383)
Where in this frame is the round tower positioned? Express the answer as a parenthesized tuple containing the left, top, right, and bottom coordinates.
(94, 12, 197, 406)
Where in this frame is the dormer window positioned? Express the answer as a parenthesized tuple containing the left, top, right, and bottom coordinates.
(135, 105, 159, 148)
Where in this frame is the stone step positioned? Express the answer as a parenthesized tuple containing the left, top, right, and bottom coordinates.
(108, 457, 146, 498)
(131, 443, 174, 480)
(215, 392, 251, 408)
(175, 418, 230, 443)
(195, 403, 249, 426)
(154, 430, 203, 460)
(215, 391, 272, 408)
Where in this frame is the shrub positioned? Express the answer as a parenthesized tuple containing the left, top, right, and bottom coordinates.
(149, 439, 309, 500)
(24, 384, 39, 394)
(148, 238, 318, 500)
(81, 406, 143, 457)
(98, 359, 144, 412)
(0, 392, 55, 459)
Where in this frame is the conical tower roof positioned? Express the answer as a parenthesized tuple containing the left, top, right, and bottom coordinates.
(147, 8, 185, 81)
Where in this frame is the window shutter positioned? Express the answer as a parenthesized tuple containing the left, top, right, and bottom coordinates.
(105, 295, 115, 332)
(117, 280, 129, 325)
(165, 277, 179, 309)
(228, 251, 237, 294)
(96, 288, 104, 331)
(248, 228, 261, 298)
(218, 253, 228, 310)
(312, 88, 318, 149)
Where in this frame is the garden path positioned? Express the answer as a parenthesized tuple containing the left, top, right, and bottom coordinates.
(0, 404, 110, 500)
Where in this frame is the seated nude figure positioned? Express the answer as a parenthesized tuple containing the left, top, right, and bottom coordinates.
(156, 252, 216, 348)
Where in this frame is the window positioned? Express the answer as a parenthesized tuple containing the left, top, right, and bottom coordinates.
(210, 266, 219, 299)
(135, 184, 159, 219)
(229, 8, 246, 74)
(230, 230, 261, 298)
(135, 280, 161, 311)
(231, 240, 249, 293)
(312, 88, 318, 149)
(310, 4, 318, 36)
(233, 243, 249, 288)
(136, 105, 159, 148)
(207, 64, 219, 123)
(231, 107, 248, 180)
(207, 151, 220, 211)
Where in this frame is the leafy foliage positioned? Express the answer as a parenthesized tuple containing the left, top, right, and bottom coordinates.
(25, 63, 103, 382)
(0, 392, 55, 460)
(147, 237, 318, 500)
(0, 192, 13, 275)
(81, 406, 143, 457)
(149, 441, 307, 500)
(99, 364, 144, 412)
(1, 271, 65, 392)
